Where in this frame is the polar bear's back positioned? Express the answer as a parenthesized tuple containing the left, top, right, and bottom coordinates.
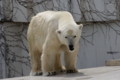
(27, 11, 59, 51)
(35, 11, 73, 23)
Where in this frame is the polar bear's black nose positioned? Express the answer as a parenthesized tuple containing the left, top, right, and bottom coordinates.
(69, 45, 74, 51)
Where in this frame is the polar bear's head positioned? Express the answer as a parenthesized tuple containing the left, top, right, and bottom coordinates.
(56, 24, 83, 51)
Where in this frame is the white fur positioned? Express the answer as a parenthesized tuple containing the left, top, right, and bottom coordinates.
(30, 72, 36, 76)
(30, 71, 42, 76)
(27, 11, 83, 76)
(42, 72, 49, 76)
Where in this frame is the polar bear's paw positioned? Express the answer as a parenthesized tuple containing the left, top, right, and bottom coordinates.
(66, 69, 78, 73)
(42, 71, 57, 76)
(60, 66, 66, 73)
(30, 71, 42, 76)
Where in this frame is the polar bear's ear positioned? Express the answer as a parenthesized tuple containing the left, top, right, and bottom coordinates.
(56, 30, 61, 34)
(78, 24, 83, 30)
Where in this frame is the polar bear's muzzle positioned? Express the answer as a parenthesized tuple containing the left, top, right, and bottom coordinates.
(69, 45, 74, 51)
(67, 37, 74, 51)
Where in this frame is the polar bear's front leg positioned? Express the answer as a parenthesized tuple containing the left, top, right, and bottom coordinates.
(55, 53, 66, 73)
(41, 53, 57, 76)
(64, 48, 79, 73)
(41, 42, 58, 76)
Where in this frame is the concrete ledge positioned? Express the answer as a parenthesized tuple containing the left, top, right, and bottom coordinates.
(2, 66, 120, 80)
(105, 59, 120, 66)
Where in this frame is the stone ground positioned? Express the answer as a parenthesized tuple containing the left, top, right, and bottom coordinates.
(2, 66, 120, 80)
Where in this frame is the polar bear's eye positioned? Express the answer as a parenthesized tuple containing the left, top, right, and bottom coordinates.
(65, 36, 67, 38)
(74, 36, 76, 38)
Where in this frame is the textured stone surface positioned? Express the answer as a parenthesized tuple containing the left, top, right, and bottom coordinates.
(2, 66, 120, 80)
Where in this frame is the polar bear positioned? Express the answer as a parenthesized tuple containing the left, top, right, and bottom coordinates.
(27, 11, 83, 76)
